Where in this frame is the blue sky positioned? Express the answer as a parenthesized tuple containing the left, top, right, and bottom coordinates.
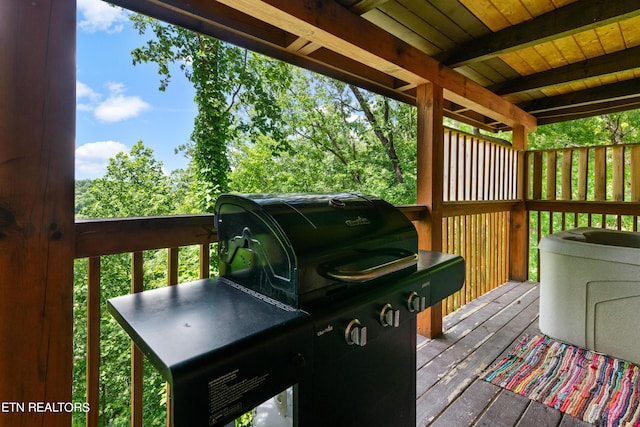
(76, 0, 197, 179)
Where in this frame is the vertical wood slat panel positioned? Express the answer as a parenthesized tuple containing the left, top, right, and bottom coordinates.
(86, 257, 101, 427)
(546, 151, 557, 200)
(439, 211, 510, 314)
(561, 149, 573, 200)
(500, 147, 506, 199)
(504, 147, 510, 199)
(471, 214, 477, 302)
(472, 139, 479, 200)
(491, 212, 498, 290)
(491, 144, 497, 199)
(464, 136, 471, 201)
(457, 135, 464, 201)
(478, 141, 486, 199)
(442, 219, 450, 313)
(444, 133, 451, 201)
(631, 145, 640, 202)
(464, 215, 471, 303)
(131, 252, 144, 427)
(450, 133, 457, 201)
(532, 151, 543, 199)
(594, 147, 606, 200)
(577, 149, 589, 200)
(442, 218, 464, 316)
(612, 146, 624, 201)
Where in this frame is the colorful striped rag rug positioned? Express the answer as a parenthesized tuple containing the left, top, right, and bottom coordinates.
(482, 334, 640, 426)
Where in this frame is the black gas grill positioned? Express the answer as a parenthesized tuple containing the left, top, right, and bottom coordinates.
(108, 193, 464, 426)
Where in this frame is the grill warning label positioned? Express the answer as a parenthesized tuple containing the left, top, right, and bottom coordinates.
(208, 369, 269, 425)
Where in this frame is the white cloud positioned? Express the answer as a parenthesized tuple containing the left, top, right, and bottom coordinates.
(77, 0, 129, 33)
(76, 81, 101, 112)
(94, 94, 150, 122)
(76, 140, 128, 176)
(77, 81, 151, 122)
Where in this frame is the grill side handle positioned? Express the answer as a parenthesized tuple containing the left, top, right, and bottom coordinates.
(320, 253, 418, 283)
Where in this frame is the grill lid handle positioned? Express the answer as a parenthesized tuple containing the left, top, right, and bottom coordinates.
(321, 252, 418, 283)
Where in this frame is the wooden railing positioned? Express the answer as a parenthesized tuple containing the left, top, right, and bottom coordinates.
(439, 129, 519, 314)
(526, 143, 640, 279)
(75, 215, 217, 427)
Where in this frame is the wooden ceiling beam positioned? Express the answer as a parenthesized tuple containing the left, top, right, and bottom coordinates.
(536, 96, 640, 125)
(440, 0, 640, 68)
(489, 46, 640, 96)
(336, 0, 391, 15)
(216, 0, 536, 129)
(518, 78, 640, 114)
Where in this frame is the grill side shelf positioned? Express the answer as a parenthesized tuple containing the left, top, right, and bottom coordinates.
(107, 278, 313, 427)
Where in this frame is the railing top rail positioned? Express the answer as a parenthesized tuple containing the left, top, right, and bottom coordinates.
(75, 214, 217, 258)
(527, 141, 640, 153)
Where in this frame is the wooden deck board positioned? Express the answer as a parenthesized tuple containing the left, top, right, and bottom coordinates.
(415, 281, 592, 426)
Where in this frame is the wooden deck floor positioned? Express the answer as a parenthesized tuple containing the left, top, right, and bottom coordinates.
(415, 281, 593, 427)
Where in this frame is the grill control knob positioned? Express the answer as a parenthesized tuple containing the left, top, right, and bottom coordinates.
(344, 319, 367, 346)
(407, 291, 426, 313)
(379, 304, 400, 327)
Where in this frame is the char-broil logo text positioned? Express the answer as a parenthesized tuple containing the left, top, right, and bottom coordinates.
(345, 216, 371, 227)
(317, 324, 334, 336)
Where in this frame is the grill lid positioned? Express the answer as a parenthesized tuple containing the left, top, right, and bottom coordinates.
(214, 193, 417, 308)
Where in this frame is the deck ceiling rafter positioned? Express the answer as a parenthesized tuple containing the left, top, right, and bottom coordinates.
(439, 0, 640, 68)
(488, 46, 640, 97)
(535, 96, 640, 125)
(519, 78, 640, 115)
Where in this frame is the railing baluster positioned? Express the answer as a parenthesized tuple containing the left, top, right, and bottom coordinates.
(577, 148, 588, 200)
(532, 151, 543, 200)
(546, 151, 557, 200)
(631, 145, 640, 202)
(131, 252, 144, 427)
(200, 244, 210, 279)
(166, 247, 179, 427)
(561, 149, 572, 200)
(594, 147, 606, 201)
(87, 257, 101, 427)
(612, 145, 624, 201)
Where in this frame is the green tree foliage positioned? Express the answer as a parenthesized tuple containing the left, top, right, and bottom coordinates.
(80, 141, 176, 218)
(529, 111, 640, 149)
(75, 179, 93, 214)
(130, 15, 292, 211)
(74, 142, 180, 426)
(229, 70, 418, 204)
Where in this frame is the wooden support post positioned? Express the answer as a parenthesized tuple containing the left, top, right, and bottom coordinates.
(0, 1, 76, 425)
(509, 125, 529, 282)
(416, 83, 444, 338)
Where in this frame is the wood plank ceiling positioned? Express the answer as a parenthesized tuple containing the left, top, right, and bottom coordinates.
(108, 0, 640, 132)
(357, 0, 640, 129)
